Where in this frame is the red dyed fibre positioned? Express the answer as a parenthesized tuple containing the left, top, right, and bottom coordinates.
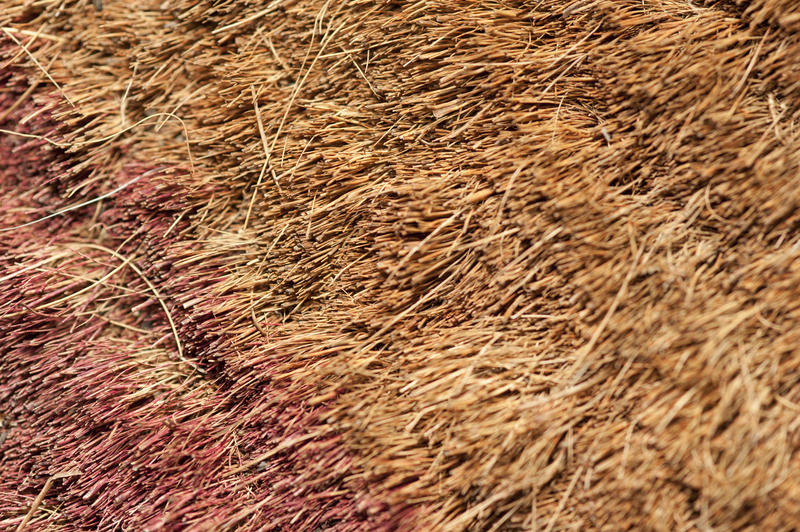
(0, 79, 404, 530)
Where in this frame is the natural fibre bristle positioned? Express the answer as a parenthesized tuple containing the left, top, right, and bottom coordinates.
(3, 1, 800, 530)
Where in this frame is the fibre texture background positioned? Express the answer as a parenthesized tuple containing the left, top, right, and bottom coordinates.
(2, 1, 800, 530)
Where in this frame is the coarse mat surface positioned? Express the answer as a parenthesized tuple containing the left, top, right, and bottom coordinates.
(2, 1, 800, 530)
